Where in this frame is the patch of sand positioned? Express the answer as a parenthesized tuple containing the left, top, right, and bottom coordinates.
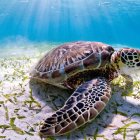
(0, 55, 140, 140)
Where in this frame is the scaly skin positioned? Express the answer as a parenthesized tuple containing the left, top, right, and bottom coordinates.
(63, 65, 118, 89)
(39, 77, 111, 137)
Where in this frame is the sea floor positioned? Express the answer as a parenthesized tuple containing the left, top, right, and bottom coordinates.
(0, 47, 140, 140)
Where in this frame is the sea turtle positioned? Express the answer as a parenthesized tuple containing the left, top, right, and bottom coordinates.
(30, 41, 140, 137)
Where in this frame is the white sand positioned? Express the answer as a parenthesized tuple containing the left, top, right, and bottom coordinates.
(0, 54, 140, 140)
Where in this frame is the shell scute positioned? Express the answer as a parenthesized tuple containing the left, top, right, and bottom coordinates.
(31, 41, 114, 84)
(83, 52, 100, 68)
(64, 61, 83, 75)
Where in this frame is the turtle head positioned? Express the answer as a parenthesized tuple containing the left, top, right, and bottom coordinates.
(117, 48, 140, 75)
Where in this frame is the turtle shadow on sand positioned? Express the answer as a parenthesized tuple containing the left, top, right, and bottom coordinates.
(29, 79, 73, 111)
(29, 78, 140, 140)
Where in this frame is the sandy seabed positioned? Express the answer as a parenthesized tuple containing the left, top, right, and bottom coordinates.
(0, 52, 140, 140)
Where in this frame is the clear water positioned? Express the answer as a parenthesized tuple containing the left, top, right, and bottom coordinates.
(0, 0, 140, 55)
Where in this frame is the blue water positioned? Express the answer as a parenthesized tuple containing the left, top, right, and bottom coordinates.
(0, 0, 140, 48)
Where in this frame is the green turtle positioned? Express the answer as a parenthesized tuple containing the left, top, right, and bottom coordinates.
(30, 41, 140, 137)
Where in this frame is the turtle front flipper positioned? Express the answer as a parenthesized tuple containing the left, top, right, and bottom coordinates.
(39, 77, 111, 137)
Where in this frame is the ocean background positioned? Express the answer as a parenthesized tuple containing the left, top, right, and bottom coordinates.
(1, 1, 140, 140)
(0, 0, 140, 57)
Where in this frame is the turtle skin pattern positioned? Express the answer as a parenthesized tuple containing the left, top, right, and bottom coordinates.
(39, 77, 111, 137)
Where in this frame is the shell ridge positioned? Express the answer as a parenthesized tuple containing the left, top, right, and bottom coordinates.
(32, 42, 114, 82)
(35, 48, 98, 74)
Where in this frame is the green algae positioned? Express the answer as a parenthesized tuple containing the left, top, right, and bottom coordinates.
(0, 55, 140, 140)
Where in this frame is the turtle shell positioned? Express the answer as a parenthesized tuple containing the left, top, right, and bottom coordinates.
(31, 41, 114, 84)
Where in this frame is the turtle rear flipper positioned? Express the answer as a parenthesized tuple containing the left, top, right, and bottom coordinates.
(39, 77, 111, 137)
